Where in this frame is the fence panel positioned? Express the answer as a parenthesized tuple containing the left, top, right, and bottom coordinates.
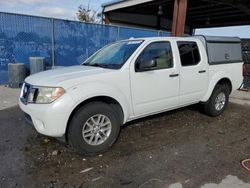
(159, 31, 171, 37)
(0, 13, 52, 83)
(242, 39, 250, 88)
(54, 20, 119, 66)
(0, 12, 171, 84)
(118, 27, 159, 40)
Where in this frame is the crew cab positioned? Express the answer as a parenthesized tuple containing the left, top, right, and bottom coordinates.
(19, 36, 243, 155)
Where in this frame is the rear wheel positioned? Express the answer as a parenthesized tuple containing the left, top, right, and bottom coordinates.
(203, 84, 230, 117)
(67, 102, 121, 155)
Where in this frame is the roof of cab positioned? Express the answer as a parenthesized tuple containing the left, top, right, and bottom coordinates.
(124, 36, 199, 41)
(125, 35, 241, 42)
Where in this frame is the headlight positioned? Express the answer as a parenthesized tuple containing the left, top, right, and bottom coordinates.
(28, 87, 65, 104)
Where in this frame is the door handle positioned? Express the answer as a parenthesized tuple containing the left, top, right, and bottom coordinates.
(198, 70, 206, 73)
(169, 74, 179, 77)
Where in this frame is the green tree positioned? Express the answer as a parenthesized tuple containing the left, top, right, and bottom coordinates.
(76, 4, 101, 23)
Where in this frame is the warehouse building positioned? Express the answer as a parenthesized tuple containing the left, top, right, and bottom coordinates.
(102, 0, 250, 36)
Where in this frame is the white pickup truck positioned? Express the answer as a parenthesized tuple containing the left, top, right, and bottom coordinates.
(19, 36, 243, 155)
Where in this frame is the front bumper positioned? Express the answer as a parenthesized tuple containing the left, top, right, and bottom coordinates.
(19, 93, 75, 137)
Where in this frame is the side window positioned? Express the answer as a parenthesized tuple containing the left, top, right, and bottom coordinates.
(135, 41, 173, 71)
(177, 41, 201, 66)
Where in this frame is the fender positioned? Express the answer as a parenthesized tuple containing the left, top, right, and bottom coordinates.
(66, 81, 132, 124)
(201, 70, 232, 102)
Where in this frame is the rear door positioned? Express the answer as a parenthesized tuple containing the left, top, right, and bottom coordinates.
(130, 40, 179, 116)
(177, 40, 209, 105)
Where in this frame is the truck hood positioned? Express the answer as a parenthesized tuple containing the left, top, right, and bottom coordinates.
(25, 65, 114, 87)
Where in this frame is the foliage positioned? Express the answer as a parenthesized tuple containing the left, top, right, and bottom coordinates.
(76, 5, 101, 23)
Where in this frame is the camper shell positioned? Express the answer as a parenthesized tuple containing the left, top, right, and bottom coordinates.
(195, 35, 242, 65)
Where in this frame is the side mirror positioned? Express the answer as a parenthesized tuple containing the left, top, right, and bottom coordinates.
(138, 59, 157, 71)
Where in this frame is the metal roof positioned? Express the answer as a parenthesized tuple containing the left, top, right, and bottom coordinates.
(103, 0, 250, 29)
(103, 0, 154, 12)
(102, 0, 126, 7)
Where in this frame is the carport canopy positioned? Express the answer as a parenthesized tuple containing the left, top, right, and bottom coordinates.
(102, 0, 250, 36)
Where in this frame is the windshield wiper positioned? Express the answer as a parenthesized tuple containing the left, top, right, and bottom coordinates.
(83, 63, 107, 68)
(83, 62, 120, 69)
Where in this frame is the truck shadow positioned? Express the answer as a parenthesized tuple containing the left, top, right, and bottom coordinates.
(124, 103, 203, 127)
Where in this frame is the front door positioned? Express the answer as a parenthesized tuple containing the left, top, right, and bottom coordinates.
(130, 41, 179, 116)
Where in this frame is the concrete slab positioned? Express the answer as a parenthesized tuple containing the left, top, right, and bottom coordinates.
(169, 175, 250, 188)
(231, 90, 250, 100)
(0, 86, 21, 111)
(230, 90, 250, 106)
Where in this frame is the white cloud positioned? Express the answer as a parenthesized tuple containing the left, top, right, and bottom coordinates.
(38, 7, 76, 19)
(0, 0, 104, 20)
(0, 0, 46, 6)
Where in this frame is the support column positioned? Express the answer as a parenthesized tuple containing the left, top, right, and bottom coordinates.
(104, 13, 110, 24)
(171, 0, 188, 36)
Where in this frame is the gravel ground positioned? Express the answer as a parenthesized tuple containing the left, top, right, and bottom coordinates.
(1, 103, 250, 188)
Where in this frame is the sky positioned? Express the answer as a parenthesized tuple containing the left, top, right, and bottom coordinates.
(195, 26, 250, 38)
(0, 0, 110, 20)
(0, 0, 249, 38)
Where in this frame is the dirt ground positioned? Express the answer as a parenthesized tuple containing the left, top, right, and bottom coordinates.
(1, 103, 250, 188)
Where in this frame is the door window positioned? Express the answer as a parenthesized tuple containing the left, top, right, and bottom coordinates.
(177, 41, 200, 66)
(135, 41, 173, 71)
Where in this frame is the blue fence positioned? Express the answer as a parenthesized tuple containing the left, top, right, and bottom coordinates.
(0, 12, 170, 83)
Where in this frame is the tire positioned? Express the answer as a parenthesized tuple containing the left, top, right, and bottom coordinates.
(203, 84, 230, 117)
(67, 102, 121, 155)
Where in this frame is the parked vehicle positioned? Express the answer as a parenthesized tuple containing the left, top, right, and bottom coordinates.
(19, 36, 243, 155)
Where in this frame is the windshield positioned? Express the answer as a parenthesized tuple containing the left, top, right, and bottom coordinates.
(82, 40, 144, 69)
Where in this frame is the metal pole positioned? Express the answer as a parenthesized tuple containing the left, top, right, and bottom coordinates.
(101, 7, 104, 24)
(51, 18, 55, 67)
(117, 26, 120, 40)
(171, 0, 188, 36)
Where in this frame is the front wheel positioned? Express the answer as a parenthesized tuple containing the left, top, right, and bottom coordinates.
(203, 84, 230, 117)
(67, 102, 121, 155)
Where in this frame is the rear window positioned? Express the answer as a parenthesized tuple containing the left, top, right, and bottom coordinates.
(177, 41, 200, 66)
